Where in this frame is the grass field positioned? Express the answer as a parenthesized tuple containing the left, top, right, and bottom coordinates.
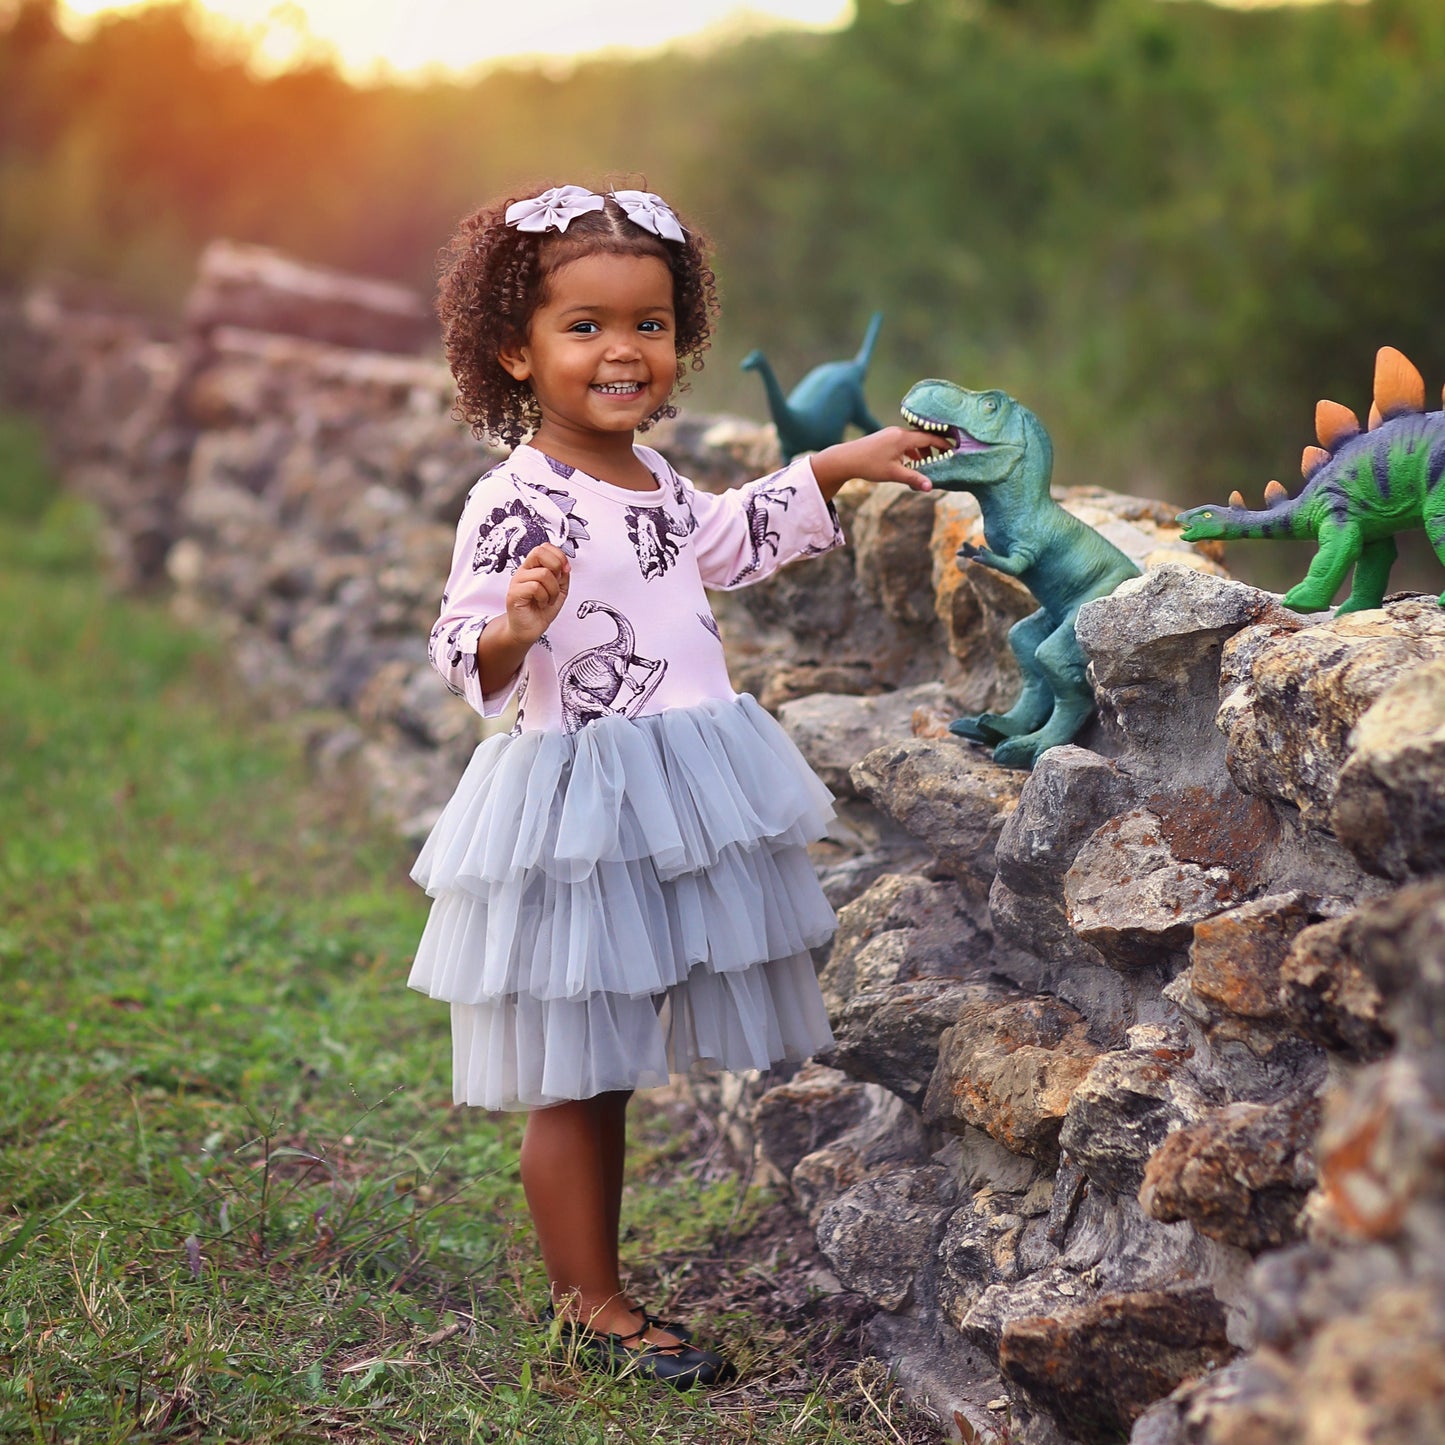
(0, 415, 939, 1444)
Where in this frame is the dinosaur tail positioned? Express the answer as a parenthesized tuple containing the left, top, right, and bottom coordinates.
(854, 311, 884, 372)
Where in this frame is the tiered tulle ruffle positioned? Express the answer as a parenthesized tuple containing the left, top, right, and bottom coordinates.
(409, 694, 838, 1110)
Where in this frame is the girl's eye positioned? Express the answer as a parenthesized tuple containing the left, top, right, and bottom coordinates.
(570, 321, 600, 334)
(639, 320, 666, 333)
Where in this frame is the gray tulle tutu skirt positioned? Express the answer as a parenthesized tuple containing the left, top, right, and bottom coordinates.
(408, 694, 838, 1111)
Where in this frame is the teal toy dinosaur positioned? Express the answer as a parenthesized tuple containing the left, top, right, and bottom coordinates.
(902, 379, 1140, 770)
(1178, 347, 1445, 613)
(742, 312, 885, 461)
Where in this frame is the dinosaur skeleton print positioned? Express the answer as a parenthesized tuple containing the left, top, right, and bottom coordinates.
(725, 476, 797, 586)
(557, 600, 668, 733)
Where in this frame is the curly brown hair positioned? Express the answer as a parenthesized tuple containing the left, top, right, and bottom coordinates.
(436, 188, 719, 447)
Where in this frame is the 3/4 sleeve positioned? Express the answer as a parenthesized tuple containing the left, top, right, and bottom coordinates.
(681, 454, 846, 590)
(427, 467, 551, 718)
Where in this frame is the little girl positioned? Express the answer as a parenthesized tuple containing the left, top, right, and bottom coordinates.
(409, 183, 935, 1388)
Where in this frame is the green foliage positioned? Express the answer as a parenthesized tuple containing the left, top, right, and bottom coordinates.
(0, 443, 934, 1442)
(2, 0, 1443, 517)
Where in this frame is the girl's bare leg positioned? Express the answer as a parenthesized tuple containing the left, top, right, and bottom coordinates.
(520, 1091, 676, 1344)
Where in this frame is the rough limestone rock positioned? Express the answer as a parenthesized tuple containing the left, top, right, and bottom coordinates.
(1139, 1094, 1321, 1253)
(1185, 893, 1321, 1025)
(989, 745, 1139, 993)
(825, 978, 1010, 1111)
(1332, 654, 1445, 879)
(852, 486, 944, 628)
(923, 996, 1102, 1161)
(753, 1063, 873, 1182)
(1278, 910, 1394, 1062)
(999, 1287, 1232, 1445)
(1064, 808, 1247, 969)
(185, 239, 434, 354)
(961, 1269, 1096, 1355)
(790, 1087, 934, 1226)
(815, 1165, 954, 1311)
(851, 737, 1024, 902)
(936, 1190, 1040, 1330)
(1060, 1042, 1211, 1196)
(779, 683, 954, 795)
(1315, 1048, 1445, 1243)
(1218, 595, 1445, 829)
(818, 872, 992, 1017)
(1077, 566, 1303, 786)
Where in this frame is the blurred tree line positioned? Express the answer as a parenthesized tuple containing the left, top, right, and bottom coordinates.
(2, 0, 1443, 511)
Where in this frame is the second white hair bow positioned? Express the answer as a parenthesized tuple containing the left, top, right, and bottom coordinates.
(503, 186, 686, 242)
(609, 190, 687, 243)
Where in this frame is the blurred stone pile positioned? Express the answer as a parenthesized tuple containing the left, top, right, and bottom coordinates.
(4, 244, 1442, 1445)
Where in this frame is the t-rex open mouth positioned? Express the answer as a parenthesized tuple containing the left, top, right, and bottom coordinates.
(901, 405, 992, 463)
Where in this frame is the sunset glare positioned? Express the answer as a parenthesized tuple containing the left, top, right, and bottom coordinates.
(57, 0, 854, 78)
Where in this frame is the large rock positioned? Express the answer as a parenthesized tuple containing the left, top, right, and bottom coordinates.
(989, 745, 1139, 988)
(825, 978, 1009, 1110)
(1139, 1094, 1321, 1253)
(852, 486, 944, 629)
(779, 683, 954, 795)
(1077, 567, 1302, 785)
(923, 996, 1103, 1161)
(1218, 595, 1445, 829)
(1064, 808, 1247, 969)
(999, 1288, 1233, 1445)
(851, 737, 1025, 901)
(1185, 893, 1320, 1024)
(1060, 1041, 1211, 1195)
(1332, 655, 1445, 879)
(1278, 911, 1394, 1062)
(815, 1165, 954, 1311)
(791, 1087, 934, 1225)
(753, 1063, 873, 1182)
(818, 872, 991, 1016)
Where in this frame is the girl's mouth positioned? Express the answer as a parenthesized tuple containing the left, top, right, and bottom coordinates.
(592, 381, 645, 396)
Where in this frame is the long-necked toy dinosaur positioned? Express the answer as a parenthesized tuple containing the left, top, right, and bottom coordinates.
(741, 313, 885, 461)
(1178, 347, 1445, 613)
(902, 378, 1140, 769)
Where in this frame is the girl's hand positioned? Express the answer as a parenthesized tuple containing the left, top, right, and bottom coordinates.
(477, 544, 570, 696)
(807, 428, 939, 501)
(503, 543, 571, 645)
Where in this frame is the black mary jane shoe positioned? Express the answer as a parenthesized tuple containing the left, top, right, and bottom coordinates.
(544, 1307, 733, 1389)
(542, 1299, 692, 1345)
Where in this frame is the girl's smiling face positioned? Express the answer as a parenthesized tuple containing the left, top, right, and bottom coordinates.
(499, 251, 677, 450)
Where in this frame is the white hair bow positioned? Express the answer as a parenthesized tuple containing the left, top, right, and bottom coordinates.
(609, 190, 687, 243)
(503, 185, 605, 233)
(503, 185, 686, 242)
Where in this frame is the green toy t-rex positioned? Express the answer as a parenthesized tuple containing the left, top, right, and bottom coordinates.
(742, 312, 885, 461)
(902, 378, 1140, 770)
(1178, 347, 1445, 613)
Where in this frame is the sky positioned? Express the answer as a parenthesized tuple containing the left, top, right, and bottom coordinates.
(56, 0, 856, 79)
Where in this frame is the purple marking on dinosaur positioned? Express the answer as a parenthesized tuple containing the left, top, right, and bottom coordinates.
(626, 504, 692, 581)
(473, 497, 553, 574)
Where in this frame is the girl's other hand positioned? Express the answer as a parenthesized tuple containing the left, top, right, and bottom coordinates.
(504, 543, 571, 645)
(807, 428, 939, 501)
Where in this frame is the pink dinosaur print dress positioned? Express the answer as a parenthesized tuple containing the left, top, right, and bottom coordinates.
(408, 443, 845, 1110)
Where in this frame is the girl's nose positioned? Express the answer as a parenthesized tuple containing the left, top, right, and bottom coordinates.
(604, 331, 641, 359)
